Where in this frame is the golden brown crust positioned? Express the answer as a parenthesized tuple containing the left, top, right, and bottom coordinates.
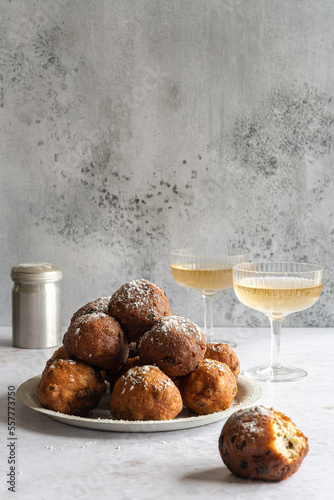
(70, 297, 111, 323)
(218, 406, 309, 481)
(137, 314, 206, 377)
(178, 359, 237, 415)
(205, 342, 240, 378)
(42, 345, 69, 377)
(109, 365, 183, 421)
(37, 359, 106, 416)
(108, 279, 171, 342)
(63, 312, 129, 372)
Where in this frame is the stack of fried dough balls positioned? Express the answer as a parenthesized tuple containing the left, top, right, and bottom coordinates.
(38, 279, 240, 420)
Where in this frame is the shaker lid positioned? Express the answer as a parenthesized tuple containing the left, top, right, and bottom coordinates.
(10, 262, 62, 283)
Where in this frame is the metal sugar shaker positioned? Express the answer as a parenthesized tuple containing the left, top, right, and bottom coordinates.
(10, 262, 63, 348)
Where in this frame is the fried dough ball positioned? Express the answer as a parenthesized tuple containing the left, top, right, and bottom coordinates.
(178, 359, 237, 415)
(108, 279, 171, 342)
(137, 314, 206, 377)
(218, 406, 309, 481)
(42, 345, 70, 377)
(63, 312, 129, 372)
(109, 365, 183, 421)
(205, 342, 240, 378)
(38, 359, 106, 416)
(70, 296, 111, 323)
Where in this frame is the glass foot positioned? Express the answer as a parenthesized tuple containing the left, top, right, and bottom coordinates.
(243, 365, 307, 383)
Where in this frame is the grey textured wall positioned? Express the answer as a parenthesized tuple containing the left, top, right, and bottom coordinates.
(1, 0, 333, 328)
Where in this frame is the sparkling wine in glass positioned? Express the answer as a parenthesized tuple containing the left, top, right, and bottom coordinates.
(233, 262, 323, 382)
(170, 247, 249, 346)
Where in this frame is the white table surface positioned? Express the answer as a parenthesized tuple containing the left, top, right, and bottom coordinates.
(1, 325, 333, 500)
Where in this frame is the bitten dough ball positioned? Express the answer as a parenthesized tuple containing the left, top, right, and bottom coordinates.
(38, 359, 106, 416)
(177, 359, 237, 415)
(109, 365, 183, 421)
(108, 279, 171, 342)
(63, 312, 129, 372)
(137, 314, 207, 377)
(218, 406, 309, 481)
(70, 297, 111, 323)
(205, 342, 240, 378)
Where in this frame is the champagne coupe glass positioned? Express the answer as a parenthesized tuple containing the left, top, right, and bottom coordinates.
(170, 247, 249, 346)
(233, 262, 323, 382)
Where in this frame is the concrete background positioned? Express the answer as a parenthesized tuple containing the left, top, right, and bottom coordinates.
(1, 0, 333, 329)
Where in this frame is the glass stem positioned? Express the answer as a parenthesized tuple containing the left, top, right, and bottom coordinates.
(269, 317, 284, 371)
(202, 293, 215, 342)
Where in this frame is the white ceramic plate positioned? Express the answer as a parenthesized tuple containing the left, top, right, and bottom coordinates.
(17, 374, 261, 433)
